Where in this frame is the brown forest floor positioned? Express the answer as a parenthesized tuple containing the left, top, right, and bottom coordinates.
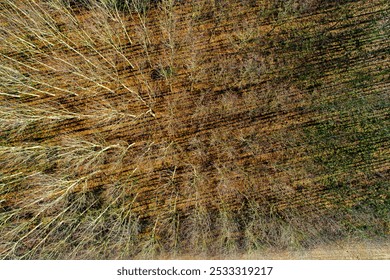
(0, 0, 389, 259)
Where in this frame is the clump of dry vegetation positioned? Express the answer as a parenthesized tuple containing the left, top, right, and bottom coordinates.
(0, 0, 388, 259)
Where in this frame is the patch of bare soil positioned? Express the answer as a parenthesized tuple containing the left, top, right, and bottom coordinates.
(243, 241, 390, 260)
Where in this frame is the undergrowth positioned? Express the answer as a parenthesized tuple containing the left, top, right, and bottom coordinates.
(0, 0, 388, 259)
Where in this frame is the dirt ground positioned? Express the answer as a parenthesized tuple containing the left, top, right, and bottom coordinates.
(245, 241, 390, 260)
(172, 240, 390, 260)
